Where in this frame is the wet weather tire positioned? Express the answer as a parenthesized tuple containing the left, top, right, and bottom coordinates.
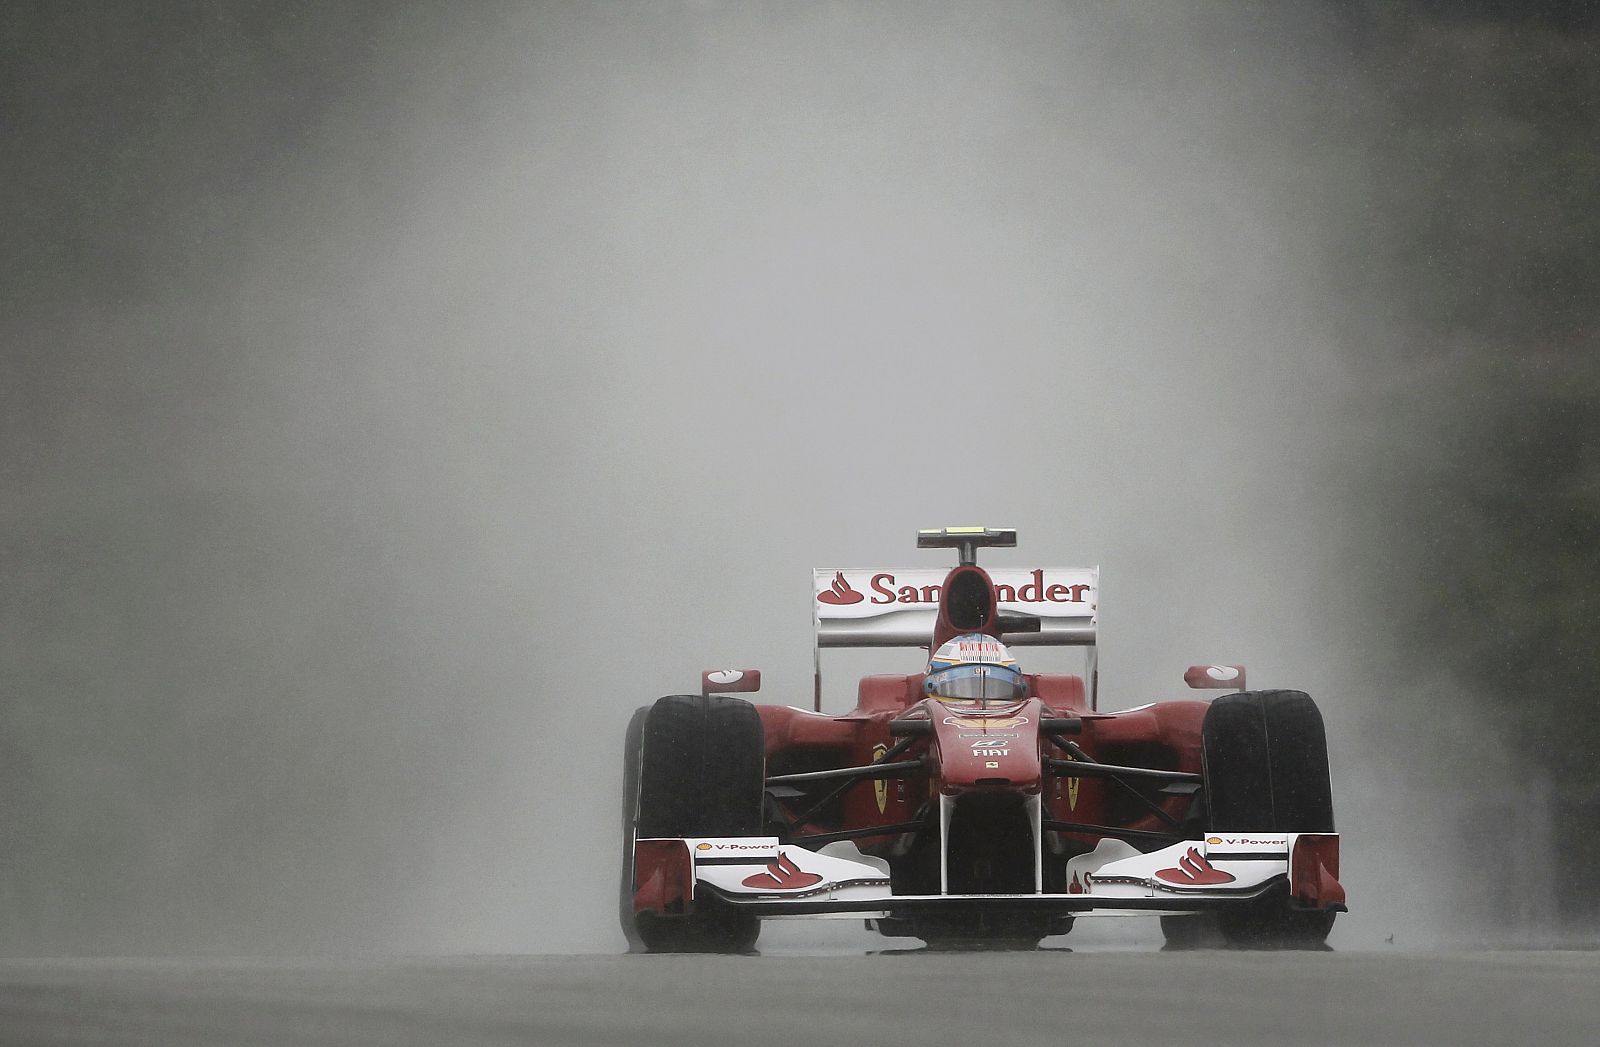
(1196, 689, 1337, 949)
(622, 694, 764, 953)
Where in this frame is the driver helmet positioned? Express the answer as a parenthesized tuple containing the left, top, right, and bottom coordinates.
(924, 633, 1026, 703)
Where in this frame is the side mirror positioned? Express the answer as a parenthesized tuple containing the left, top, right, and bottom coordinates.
(1184, 664, 1246, 690)
(702, 669, 761, 695)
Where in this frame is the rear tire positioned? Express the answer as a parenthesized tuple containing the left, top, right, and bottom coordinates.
(623, 694, 764, 953)
(1191, 690, 1337, 950)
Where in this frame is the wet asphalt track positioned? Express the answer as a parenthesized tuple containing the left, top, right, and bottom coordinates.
(0, 949, 1596, 1047)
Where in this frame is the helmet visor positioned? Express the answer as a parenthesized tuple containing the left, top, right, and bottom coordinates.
(927, 664, 1025, 702)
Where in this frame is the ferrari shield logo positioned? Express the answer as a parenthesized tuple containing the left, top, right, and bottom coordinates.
(872, 743, 889, 813)
(1059, 751, 1080, 810)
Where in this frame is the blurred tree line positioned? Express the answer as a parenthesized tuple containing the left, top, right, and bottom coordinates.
(1315, 2, 1600, 927)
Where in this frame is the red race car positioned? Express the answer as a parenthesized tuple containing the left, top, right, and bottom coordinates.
(620, 527, 1345, 952)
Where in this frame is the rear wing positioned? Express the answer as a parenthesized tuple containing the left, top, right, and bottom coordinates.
(812, 566, 1099, 711)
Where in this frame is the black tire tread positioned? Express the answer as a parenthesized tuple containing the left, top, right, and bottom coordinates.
(626, 694, 764, 953)
(1201, 694, 1274, 831)
(636, 694, 763, 839)
(618, 705, 649, 953)
(1202, 689, 1333, 833)
(1261, 691, 1334, 833)
(1192, 689, 1338, 949)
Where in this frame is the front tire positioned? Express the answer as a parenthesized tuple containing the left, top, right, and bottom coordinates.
(622, 694, 764, 953)
(1185, 689, 1338, 950)
(618, 706, 649, 953)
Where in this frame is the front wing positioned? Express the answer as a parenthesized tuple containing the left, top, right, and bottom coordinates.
(633, 833, 1345, 918)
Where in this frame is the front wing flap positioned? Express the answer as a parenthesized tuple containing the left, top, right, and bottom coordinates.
(633, 833, 1344, 918)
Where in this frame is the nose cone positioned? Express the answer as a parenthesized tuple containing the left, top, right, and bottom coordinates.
(926, 697, 1043, 793)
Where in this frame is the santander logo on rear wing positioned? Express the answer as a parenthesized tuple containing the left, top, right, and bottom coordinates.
(812, 567, 1099, 649)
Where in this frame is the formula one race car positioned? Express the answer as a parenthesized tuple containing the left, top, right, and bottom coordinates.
(619, 527, 1345, 952)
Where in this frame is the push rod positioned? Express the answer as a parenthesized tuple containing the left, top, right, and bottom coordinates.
(783, 734, 925, 827)
(1050, 738, 1184, 830)
(765, 759, 928, 786)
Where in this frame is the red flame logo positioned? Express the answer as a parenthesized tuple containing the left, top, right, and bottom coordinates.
(741, 852, 824, 891)
(1155, 847, 1236, 886)
(816, 571, 864, 606)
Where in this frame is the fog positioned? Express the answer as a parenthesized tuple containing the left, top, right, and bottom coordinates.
(2, 2, 1537, 955)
